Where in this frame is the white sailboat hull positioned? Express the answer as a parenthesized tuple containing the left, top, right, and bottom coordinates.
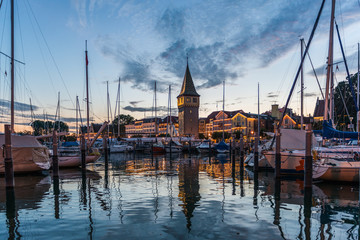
(313, 159, 360, 182)
(56, 154, 100, 168)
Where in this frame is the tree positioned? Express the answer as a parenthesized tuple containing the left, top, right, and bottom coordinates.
(64, 133, 77, 142)
(211, 131, 231, 141)
(333, 73, 358, 130)
(31, 120, 68, 136)
(198, 133, 206, 139)
(112, 114, 135, 137)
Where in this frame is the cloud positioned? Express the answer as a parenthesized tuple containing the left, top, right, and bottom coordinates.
(267, 92, 279, 98)
(304, 92, 318, 97)
(129, 101, 143, 107)
(0, 99, 39, 112)
(93, 0, 360, 91)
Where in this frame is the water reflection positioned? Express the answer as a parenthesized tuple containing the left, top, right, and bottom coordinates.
(178, 157, 201, 231)
(0, 154, 359, 239)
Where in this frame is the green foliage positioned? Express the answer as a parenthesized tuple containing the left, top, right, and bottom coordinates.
(63, 133, 77, 142)
(131, 134, 143, 138)
(333, 74, 359, 130)
(112, 114, 135, 137)
(312, 121, 323, 130)
(211, 131, 231, 141)
(158, 133, 170, 137)
(31, 120, 69, 136)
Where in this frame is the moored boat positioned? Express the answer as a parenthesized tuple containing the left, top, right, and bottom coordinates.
(0, 135, 50, 174)
(313, 157, 360, 182)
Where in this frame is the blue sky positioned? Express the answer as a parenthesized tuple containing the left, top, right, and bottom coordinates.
(0, 0, 360, 131)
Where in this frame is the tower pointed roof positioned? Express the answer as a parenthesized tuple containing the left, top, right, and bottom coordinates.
(177, 60, 200, 98)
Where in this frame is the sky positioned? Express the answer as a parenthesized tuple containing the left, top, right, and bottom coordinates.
(0, 0, 360, 132)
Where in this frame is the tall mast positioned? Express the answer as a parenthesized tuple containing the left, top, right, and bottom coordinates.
(324, 0, 336, 122)
(76, 96, 79, 139)
(169, 85, 172, 138)
(357, 43, 360, 132)
(85, 40, 90, 141)
(257, 83, 260, 144)
(107, 81, 110, 136)
(58, 92, 60, 132)
(222, 79, 225, 140)
(300, 38, 304, 130)
(10, 0, 14, 133)
(154, 81, 157, 137)
(117, 77, 120, 138)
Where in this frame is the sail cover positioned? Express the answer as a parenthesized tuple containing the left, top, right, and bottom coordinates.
(215, 140, 229, 151)
(322, 120, 360, 139)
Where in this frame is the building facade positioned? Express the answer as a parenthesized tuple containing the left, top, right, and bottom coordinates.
(177, 60, 200, 137)
(125, 117, 179, 137)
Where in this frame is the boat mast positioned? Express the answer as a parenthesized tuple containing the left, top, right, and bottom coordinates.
(257, 83, 260, 145)
(324, 0, 335, 122)
(154, 80, 157, 138)
(76, 96, 79, 139)
(10, 0, 14, 133)
(169, 85, 172, 138)
(222, 79, 225, 140)
(85, 40, 90, 142)
(107, 81, 110, 136)
(357, 43, 360, 133)
(300, 38, 304, 130)
(58, 92, 60, 132)
(117, 77, 120, 138)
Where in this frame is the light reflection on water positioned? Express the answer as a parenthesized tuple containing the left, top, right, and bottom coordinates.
(0, 153, 359, 239)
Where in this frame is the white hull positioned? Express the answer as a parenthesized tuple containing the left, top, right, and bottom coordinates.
(313, 158, 360, 182)
(110, 144, 134, 153)
(56, 155, 100, 168)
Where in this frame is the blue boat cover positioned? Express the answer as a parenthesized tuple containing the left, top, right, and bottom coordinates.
(214, 140, 229, 151)
(322, 120, 360, 139)
(62, 141, 79, 147)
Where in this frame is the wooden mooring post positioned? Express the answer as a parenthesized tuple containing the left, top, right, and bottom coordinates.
(81, 134, 86, 170)
(275, 129, 281, 179)
(4, 125, 14, 188)
(103, 135, 108, 163)
(304, 124, 312, 188)
(52, 130, 59, 178)
(240, 138, 244, 167)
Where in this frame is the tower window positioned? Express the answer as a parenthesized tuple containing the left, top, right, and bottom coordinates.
(193, 98, 197, 103)
(186, 97, 191, 102)
(190, 110, 192, 114)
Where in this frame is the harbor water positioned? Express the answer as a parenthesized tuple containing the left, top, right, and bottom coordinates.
(0, 153, 359, 239)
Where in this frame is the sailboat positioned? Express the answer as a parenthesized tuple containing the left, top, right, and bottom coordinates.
(214, 80, 229, 153)
(110, 78, 134, 153)
(165, 85, 182, 153)
(0, 0, 51, 173)
(55, 41, 101, 167)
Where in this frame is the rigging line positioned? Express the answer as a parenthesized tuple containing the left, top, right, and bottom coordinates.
(303, 41, 325, 99)
(0, 52, 24, 64)
(25, 0, 75, 108)
(334, 73, 353, 131)
(276, 0, 326, 131)
(0, 0, 8, 49)
(23, 1, 57, 97)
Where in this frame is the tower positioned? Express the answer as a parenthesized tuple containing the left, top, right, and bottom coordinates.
(177, 60, 200, 137)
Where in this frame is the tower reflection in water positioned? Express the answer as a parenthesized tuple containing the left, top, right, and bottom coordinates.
(178, 157, 201, 231)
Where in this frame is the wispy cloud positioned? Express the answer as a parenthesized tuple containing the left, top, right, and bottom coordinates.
(267, 92, 279, 98)
(82, 0, 360, 92)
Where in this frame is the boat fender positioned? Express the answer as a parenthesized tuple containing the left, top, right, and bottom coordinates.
(312, 150, 319, 161)
(353, 152, 359, 161)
